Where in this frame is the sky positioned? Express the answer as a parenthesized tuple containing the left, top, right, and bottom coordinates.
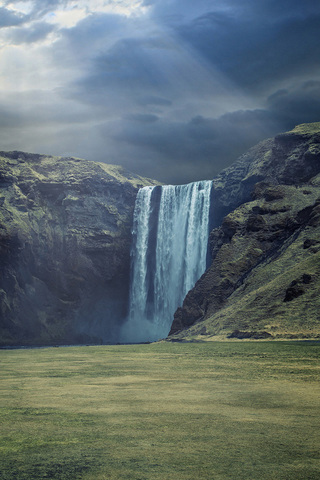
(0, 0, 320, 184)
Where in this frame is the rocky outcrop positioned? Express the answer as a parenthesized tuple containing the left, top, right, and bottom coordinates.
(169, 123, 320, 340)
(0, 152, 157, 346)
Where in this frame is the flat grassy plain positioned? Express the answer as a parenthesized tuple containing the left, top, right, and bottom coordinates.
(0, 341, 319, 480)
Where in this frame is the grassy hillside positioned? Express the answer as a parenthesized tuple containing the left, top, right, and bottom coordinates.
(1, 342, 320, 479)
(171, 183, 320, 341)
(170, 123, 320, 341)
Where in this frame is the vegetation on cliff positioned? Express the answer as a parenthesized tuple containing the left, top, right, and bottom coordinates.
(170, 123, 320, 341)
(0, 152, 157, 346)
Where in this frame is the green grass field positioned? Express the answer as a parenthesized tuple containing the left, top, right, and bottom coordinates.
(0, 341, 319, 480)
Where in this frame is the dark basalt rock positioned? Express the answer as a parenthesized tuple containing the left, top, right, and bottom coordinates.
(0, 152, 158, 346)
(283, 274, 313, 302)
(284, 286, 305, 302)
(170, 123, 320, 340)
(303, 238, 319, 249)
(227, 330, 273, 339)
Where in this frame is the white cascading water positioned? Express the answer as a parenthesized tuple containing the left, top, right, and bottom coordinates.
(120, 180, 212, 343)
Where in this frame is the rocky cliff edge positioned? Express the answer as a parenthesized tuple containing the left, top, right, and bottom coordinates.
(0, 152, 157, 346)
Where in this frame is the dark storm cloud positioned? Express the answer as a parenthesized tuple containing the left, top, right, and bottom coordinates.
(146, 0, 320, 25)
(80, 38, 166, 92)
(125, 113, 159, 124)
(62, 14, 230, 117)
(175, 1, 320, 92)
(0, 105, 26, 127)
(0, 90, 95, 127)
(110, 108, 282, 184)
(49, 0, 319, 183)
(1, 0, 320, 184)
(58, 12, 127, 56)
(137, 96, 172, 107)
(0, 7, 27, 27)
(268, 81, 320, 126)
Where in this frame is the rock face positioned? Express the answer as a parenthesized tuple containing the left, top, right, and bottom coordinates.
(170, 123, 320, 340)
(0, 152, 157, 346)
(2, 123, 320, 346)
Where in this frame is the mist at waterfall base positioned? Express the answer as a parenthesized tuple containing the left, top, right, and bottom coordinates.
(120, 180, 213, 344)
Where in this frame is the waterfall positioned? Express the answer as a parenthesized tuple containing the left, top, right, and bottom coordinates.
(120, 180, 212, 343)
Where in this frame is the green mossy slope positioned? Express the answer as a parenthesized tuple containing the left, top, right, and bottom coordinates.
(170, 123, 320, 341)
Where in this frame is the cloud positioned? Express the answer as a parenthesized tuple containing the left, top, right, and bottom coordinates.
(109, 108, 281, 184)
(0, 0, 319, 184)
(5, 21, 55, 44)
(125, 113, 159, 123)
(5, 0, 67, 17)
(0, 6, 27, 27)
(176, 2, 320, 93)
(63, 11, 248, 118)
(137, 96, 172, 107)
(268, 81, 320, 126)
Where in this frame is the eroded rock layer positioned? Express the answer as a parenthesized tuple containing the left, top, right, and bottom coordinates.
(0, 152, 157, 346)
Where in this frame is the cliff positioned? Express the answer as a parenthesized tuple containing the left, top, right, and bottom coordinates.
(2, 123, 320, 346)
(170, 122, 320, 340)
(0, 152, 157, 346)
